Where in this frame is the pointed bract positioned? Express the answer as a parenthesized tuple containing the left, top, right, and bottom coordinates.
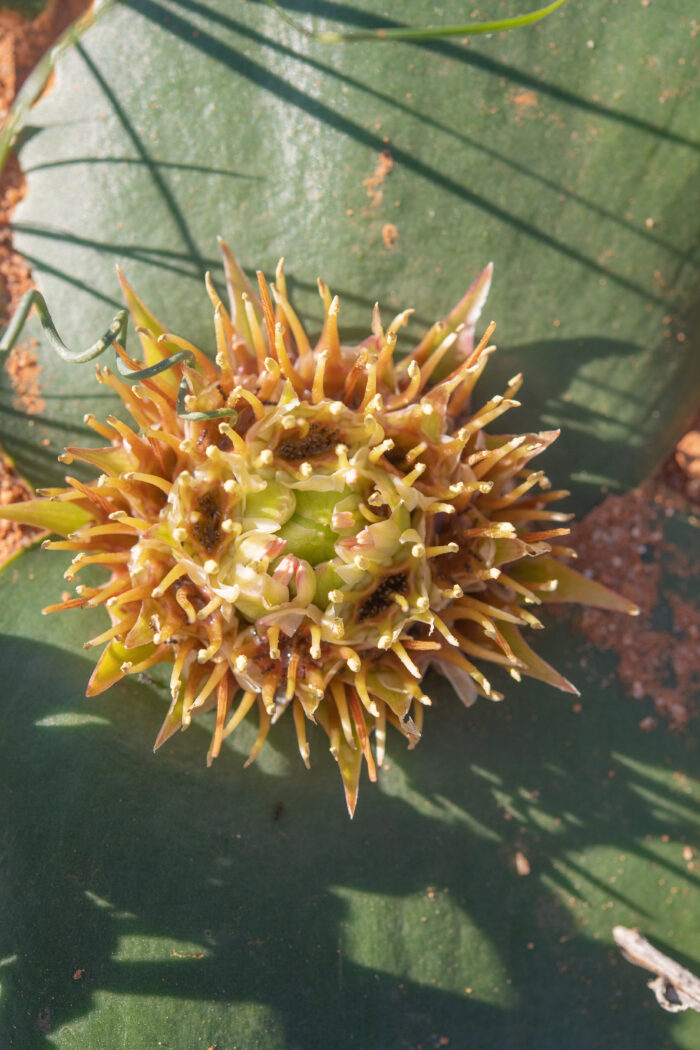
(0, 498, 94, 537)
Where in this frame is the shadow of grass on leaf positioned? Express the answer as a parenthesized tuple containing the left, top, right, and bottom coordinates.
(0, 618, 697, 1049)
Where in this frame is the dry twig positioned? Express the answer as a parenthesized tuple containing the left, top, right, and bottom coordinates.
(613, 926, 700, 1013)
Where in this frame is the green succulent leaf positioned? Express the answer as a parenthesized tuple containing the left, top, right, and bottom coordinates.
(1, 2, 700, 1047)
(1, 530, 699, 1047)
(1, 0, 698, 511)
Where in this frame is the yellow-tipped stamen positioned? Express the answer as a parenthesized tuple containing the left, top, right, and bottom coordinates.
(401, 462, 426, 488)
(267, 626, 281, 659)
(358, 357, 378, 412)
(272, 285, 313, 376)
(198, 616, 223, 662)
(207, 675, 232, 766)
(258, 356, 281, 403)
(311, 349, 328, 405)
(483, 470, 545, 509)
(222, 689, 257, 739)
(74, 522, 142, 539)
(495, 571, 541, 605)
(286, 650, 301, 700)
(169, 637, 194, 698)
(106, 584, 153, 609)
(83, 413, 117, 441)
(403, 639, 441, 652)
(244, 701, 272, 767)
(153, 563, 188, 597)
(175, 586, 197, 624)
(242, 292, 268, 370)
(42, 538, 90, 552)
(158, 332, 217, 379)
(448, 319, 497, 379)
(83, 617, 134, 649)
(334, 443, 350, 470)
(499, 508, 574, 523)
(64, 550, 131, 579)
(519, 527, 571, 543)
(197, 595, 223, 620)
(192, 661, 229, 710)
(338, 646, 361, 671)
(437, 645, 496, 698)
(463, 522, 517, 540)
(417, 333, 458, 393)
(387, 359, 421, 409)
(43, 594, 91, 614)
(120, 647, 166, 678)
(205, 271, 236, 373)
(85, 576, 133, 607)
(354, 662, 380, 717)
(212, 302, 235, 375)
(462, 397, 521, 438)
(358, 503, 383, 523)
(274, 322, 306, 396)
(319, 294, 343, 376)
(181, 667, 205, 727)
(125, 471, 173, 496)
(450, 596, 522, 625)
(104, 414, 151, 456)
(309, 625, 322, 660)
(108, 511, 155, 532)
(256, 270, 278, 360)
(391, 641, 422, 679)
(430, 613, 460, 646)
(368, 438, 395, 464)
(404, 442, 428, 466)
(218, 420, 247, 456)
(293, 698, 311, 768)
(425, 542, 460, 558)
(261, 672, 279, 715)
(405, 680, 432, 705)
(230, 385, 265, 420)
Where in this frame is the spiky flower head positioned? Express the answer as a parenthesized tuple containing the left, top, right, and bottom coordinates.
(2, 241, 637, 814)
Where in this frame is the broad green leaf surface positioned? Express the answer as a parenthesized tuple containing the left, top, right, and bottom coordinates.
(2, 3, 700, 1048)
(1, 0, 698, 508)
(0, 523, 699, 1049)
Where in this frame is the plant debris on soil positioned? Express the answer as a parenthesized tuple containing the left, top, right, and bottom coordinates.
(0, 1, 696, 730)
